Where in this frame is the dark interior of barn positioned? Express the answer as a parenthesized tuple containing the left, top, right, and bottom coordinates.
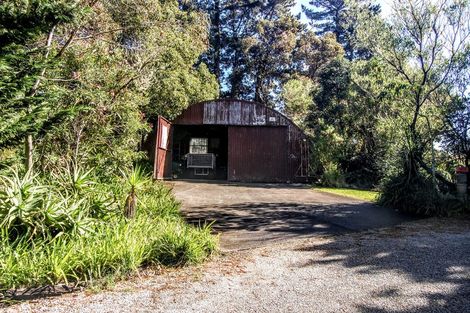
(172, 125, 228, 180)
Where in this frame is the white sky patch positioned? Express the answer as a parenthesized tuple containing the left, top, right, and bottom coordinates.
(378, 0, 393, 18)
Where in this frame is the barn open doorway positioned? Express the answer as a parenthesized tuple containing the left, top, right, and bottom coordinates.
(172, 125, 228, 180)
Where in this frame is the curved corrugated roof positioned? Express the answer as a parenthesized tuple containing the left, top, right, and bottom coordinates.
(173, 98, 306, 136)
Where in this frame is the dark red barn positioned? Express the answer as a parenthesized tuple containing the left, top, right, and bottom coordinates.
(151, 99, 309, 183)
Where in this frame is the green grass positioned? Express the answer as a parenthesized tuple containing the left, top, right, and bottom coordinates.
(0, 216, 217, 290)
(0, 168, 218, 292)
(314, 187, 379, 202)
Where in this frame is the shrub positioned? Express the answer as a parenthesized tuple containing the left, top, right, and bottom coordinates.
(321, 162, 346, 187)
(121, 165, 151, 219)
(378, 171, 465, 216)
(150, 221, 216, 266)
(0, 168, 99, 240)
(0, 216, 217, 290)
(139, 183, 180, 219)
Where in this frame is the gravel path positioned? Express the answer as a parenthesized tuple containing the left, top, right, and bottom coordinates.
(5, 218, 470, 313)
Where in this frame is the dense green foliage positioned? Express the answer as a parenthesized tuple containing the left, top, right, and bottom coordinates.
(302, 0, 380, 59)
(0, 170, 217, 291)
(0, 0, 219, 292)
(0, 168, 216, 290)
(1, 218, 215, 289)
(190, 0, 343, 105)
(0, 0, 219, 170)
(355, 0, 470, 215)
(0, 0, 84, 150)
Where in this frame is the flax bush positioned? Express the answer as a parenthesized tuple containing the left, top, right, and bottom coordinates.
(0, 168, 101, 240)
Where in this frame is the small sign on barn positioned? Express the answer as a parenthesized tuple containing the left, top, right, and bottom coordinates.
(151, 99, 309, 183)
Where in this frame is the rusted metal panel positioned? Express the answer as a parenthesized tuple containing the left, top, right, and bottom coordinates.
(170, 99, 310, 183)
(240, 102, 252, 125)
(203, 101, 230, 125)
(174, 102, 204, 124)
(228, 126, 288, 182)
(286, 124, 310, 182)
(266, 109, 280, 126)
(203, 101, 217, 124)
(176, 99, 298, 128)
(228, 101, 242, 125)
(251, 103, 266, 125)
(216, 101, 229, 124)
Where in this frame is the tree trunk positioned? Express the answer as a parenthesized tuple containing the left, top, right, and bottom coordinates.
(213, 0, 221, 80)
(230, 46, 243, 98)
(424, 115, 438, 191)
(416, 155, 456, 189)
(124, 189, 137, 219)
(24, 25, 56, 172)
(255, 72, 262, 102)
(25, 134, 34, 172)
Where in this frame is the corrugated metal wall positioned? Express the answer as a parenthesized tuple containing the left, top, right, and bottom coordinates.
(228, 126, 288, 182)
(174, 102, 204, 124)
(170, 99, 308, 183)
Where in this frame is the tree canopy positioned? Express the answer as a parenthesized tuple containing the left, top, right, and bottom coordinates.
(1, 0, 469, 216)
(0, 0, 218, 171)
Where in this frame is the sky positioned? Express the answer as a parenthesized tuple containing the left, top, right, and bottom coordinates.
(292, 0, 393, 20)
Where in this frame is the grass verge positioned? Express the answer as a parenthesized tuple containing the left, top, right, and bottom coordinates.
(314, 187, 379, 202)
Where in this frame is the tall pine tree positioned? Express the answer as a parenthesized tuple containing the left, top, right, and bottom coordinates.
(191, 0, 304, 103)
(302, 0, 380, 60)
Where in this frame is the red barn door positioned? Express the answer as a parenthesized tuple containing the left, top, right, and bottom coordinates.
(227, 126, 288, 182)
(154, 116, 172, 180)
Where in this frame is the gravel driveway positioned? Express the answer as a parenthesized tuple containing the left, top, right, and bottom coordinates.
(4, 182, 470, 313)
(8, 218, 470, 313)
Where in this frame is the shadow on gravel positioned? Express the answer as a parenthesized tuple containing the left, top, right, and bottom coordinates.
(184, 201, 410, 236)
(0, 285, 78, 306)
(176, 181, 412, 249)
(185, 202, 347, 235)
(295, 224, 470, 313)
